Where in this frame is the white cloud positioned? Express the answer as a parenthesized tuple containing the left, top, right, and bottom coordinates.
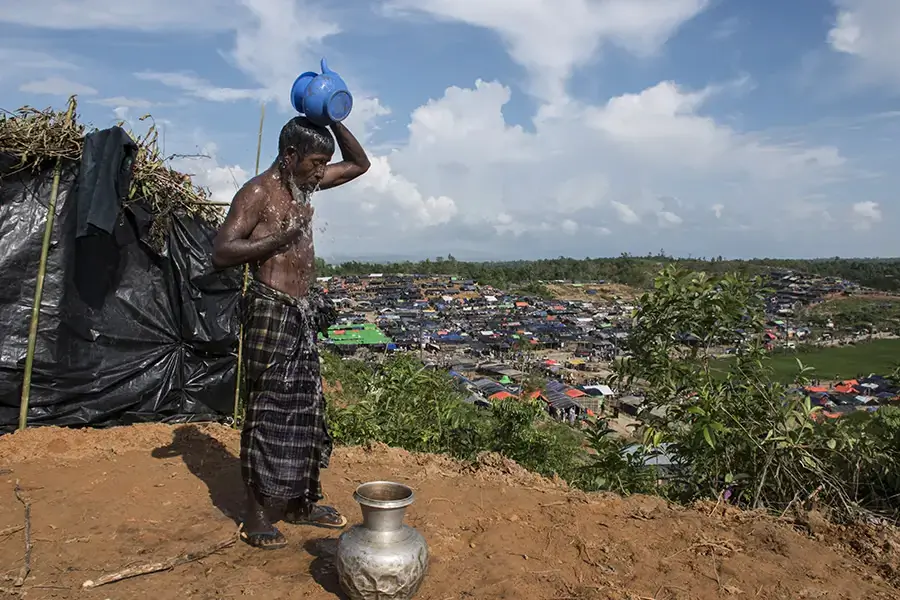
(123, 0, 348, 111)
(92, 96, 155, 109)
(827, 0, 900, 90)
(852, 200, 882, 230)
(15, 0, 889, 258)
(0, 0, 239, 31)
(169, 144, 249, 205)
(229, 0, 340, 107)
(385, 0, 711, 100)
(611, 201, 641, 224)
(314, 76, 851, 257)
(134, 72, 262, 103)
(658, 211, 683, 227)
(354, 156, 458, 227)
(164, 64, 890, 258)
(0, 49, 77, 76)
(19, 77, 97, 96)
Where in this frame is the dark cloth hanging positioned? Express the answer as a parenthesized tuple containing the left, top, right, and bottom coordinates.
(75, 126, 138, 238)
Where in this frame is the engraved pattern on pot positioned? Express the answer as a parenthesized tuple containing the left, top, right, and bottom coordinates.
(335, 481, 429, 600)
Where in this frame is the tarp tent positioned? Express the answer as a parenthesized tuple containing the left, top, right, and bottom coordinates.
(0, 116, 242, 431)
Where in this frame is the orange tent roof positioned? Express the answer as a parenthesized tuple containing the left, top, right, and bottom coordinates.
(565, 389, 587, 398)
(490, 391, 516, 401)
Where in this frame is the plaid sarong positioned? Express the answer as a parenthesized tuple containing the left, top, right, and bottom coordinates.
(240, 279, 333, 503)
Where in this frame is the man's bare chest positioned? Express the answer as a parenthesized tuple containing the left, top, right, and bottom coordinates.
(255, 199, 309, 236)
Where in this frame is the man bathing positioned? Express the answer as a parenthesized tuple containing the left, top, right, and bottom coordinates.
(212, 117, 370, 549)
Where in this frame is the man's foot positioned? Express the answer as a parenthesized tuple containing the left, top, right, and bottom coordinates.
(240, 488, 288, 550)
(239, 522, 288, 550)
(284, 502, 348, 529)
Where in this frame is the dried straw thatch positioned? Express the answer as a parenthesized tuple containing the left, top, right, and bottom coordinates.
(0, 98, 227, 248)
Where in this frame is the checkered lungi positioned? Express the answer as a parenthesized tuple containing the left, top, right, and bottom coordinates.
(239, 279, 333, 503)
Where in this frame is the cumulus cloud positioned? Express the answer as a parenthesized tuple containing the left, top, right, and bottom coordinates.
(168, 72, 855, 258)
(9, 0, 895, 259)
(301, 75, 850, 258)
(827, 0, 900, 90)
(385, 0, 711, 100)
(851, 200, 882, 230)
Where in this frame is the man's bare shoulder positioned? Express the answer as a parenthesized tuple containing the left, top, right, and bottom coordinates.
(233, 173, 271, 204)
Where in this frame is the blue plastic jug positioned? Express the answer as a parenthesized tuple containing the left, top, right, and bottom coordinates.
(290, 58, 353, 127)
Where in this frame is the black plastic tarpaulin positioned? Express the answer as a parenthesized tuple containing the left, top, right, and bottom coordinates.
(0, 155, 242, 430)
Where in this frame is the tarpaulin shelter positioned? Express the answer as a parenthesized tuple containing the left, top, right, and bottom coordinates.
(0, 103, 242, 431)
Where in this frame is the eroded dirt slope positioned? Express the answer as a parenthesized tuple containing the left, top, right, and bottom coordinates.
(1, 423, 898, 599)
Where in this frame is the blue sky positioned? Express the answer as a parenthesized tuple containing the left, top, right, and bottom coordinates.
(1, 0, 898, 261)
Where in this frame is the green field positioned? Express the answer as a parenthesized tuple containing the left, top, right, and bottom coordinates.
(715, 338, 900, 383)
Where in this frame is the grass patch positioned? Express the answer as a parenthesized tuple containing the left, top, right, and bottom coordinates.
(714, 338, 900, 383)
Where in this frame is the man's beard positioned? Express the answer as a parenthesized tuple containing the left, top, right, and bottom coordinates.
(286, 174, 316, 206)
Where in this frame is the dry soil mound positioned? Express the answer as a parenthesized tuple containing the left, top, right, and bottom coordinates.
(1, 423, 898, 599)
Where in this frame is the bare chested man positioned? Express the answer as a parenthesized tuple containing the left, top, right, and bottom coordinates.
(212, 116, 369, 549)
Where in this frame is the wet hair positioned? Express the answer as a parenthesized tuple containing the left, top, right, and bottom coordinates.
(278, 116, 335, 159)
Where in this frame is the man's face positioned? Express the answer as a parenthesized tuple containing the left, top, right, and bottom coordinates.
(284, 148, 333, 190)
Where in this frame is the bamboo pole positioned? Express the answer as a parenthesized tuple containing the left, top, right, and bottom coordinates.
(18, 97, 78, 431)
(232, 102, 266, 428)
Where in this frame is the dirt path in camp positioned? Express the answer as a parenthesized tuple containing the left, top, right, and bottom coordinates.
(1, 424, 899, 600)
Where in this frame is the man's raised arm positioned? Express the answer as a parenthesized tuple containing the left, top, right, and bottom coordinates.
(319, 122, 370, 190)
(212, 182, 302, 269)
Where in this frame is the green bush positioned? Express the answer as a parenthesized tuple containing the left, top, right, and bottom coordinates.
(323, 353, 586, 482)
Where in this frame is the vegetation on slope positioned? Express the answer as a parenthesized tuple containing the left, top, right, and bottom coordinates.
(803, 296, 900, 334)
(323, 266, 900, 522)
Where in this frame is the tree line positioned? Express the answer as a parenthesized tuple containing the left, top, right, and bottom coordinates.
(317, 255, 900, 291)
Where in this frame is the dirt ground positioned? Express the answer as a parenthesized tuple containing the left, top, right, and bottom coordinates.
(1, 424, 899, 600)
(545, 283, 639, 303)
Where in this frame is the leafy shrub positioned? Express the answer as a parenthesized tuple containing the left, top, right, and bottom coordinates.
(614, 265, 900, 520)
(323, 353, 584, 480)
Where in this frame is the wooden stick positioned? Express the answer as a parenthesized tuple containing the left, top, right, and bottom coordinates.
(12, 482, 31, 587)
(81, 535, 236, 589)
(19, 96, 78, 430)
(232, 102, 265, 428)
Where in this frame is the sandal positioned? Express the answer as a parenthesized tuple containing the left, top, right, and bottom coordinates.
(239, 523, 288, 550)
(285, 504, 348, 529)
